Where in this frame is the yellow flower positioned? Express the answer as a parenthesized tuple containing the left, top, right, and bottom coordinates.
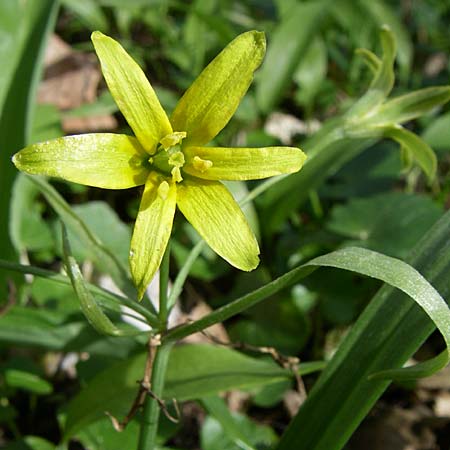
(13, 31, 306, 299)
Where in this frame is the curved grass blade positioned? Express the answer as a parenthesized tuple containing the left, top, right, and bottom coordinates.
(62, 224, 136, 337)
(276, 209, 450, 450)
(165, 247, 450, 383)
(0, 258, 158, 326)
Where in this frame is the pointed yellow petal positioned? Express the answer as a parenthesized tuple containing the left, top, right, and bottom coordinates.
(170, 31, 266, 147)
(91, 31, 172, 153)
(176, 178, 259, 271)
(12, 134, 149, 189)
(130, 173, 176, 299)
(183, 146, 307, 180)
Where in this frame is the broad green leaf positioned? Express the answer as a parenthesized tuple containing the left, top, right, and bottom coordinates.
(293, 37, 328, 110)
(0, 306, 86, 350)
(58, 201, 131, 269)
(276, 211, 450, 450)
(130, 173, 176, 300)
(183, 146, 306, 180)
(176, 178, 259, 272)
(0, 0, 58, 299)
(327, 192, 443, 258)
(361, 0, 412, 78)
(64, 344, 292, 437)
(13, 134, 150, 189)
(171, 31, 265, 147)
(31, 103, 62, 142)
(422, 111, 450, 151)
(256, 0, 330, 112)
(201, 396, 277, 450)
(62, 225, 124, 337)
(92, 31, 172, 153)
(9, 173, 54, 253)
(369, 86, 450, 126)
(4, 369, 52, 395)
(61, 0, 109, 31)
(4, 436, 56, 450)
(28, 176, 138, 301)
(382, 125, 437, 182)
(0, 258, 156, 324)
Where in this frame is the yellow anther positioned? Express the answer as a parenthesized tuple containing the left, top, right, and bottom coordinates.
(160, 132, 187, 151)
(157, 181, 170, 200)
(193, 156, 213, 173)
(171, 167, 183, 183)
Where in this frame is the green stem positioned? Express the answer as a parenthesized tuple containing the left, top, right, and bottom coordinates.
(158, 243, 171, 328)
(138, 342, 173, 450)
(164, 263, 313, 343)
(138, 242, 173, 449)
(0, 258, 160, 327)
(168, 240, 204, 309)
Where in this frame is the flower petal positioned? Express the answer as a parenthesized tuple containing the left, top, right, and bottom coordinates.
(170, 31, 266, 147)
(183, 146, 307, 180)
(176, 178, 259, 271)
(130, 173, 176, 300)
(12, 134, 149, 189)
(91, 31, 172, 153)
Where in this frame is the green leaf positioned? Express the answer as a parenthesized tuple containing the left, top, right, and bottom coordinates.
(293, 37, 328, 110)
(4, 436, 56, 450)
(327, 192, 443, 258)
(58, 201, 131, 269)
(201, 396, 278, 450)
(0, 259, 156, 324)
(64, 344, 292, 437)
(4, 369, 52, 395)
(382, 125, 437, 182)
(61, 0, 109, 31)
(28, 175, 138, 301)
(422, 111, 450, 151)
(361, 0, 412, 78)
(372, 86, 450, 125)
(0, 306, 86, 350)
(0, 0, 58, 301)
(256, 0, 330, 112)
(276, 210, 450, 450)
(9, 173, 54, 254)
(62, 225, 126, 337)
(347, 26, 396, 118)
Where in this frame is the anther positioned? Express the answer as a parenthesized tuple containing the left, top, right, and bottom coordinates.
(157, 181, 170, 200)
(193, 156, 213, 173)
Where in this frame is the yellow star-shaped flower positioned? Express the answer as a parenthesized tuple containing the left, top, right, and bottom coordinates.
(13, 31, 306, 299)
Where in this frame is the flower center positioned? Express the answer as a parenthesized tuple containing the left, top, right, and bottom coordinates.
(150, 132, 187, 182)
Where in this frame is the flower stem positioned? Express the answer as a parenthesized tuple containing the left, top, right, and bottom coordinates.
(158, 242, 170, 328)
(138, 242, 173, 450)
(137, 342, 173, 450)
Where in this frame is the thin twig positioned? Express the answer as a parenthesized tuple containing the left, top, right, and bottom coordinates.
(1, 280, 17, 316)
(106, 335, 162, 431)
(198, 328, 307, 398)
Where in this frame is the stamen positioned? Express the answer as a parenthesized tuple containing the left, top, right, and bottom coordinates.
(157, 181, 170, 200)
(171, 167, 183, 183)
(193, 156, 213, 173)
(160, 132, 187, 151)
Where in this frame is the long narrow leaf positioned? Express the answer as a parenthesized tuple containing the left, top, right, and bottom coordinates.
(0, 0, 58, 299)
(62, 225, 132, 337)
(276, 210, 450, 450)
